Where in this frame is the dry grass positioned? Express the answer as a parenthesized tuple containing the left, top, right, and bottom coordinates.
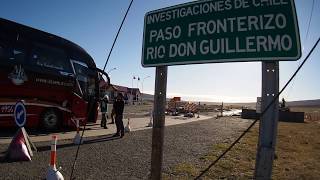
(289, 106, 320, 113)
(272, 122, 320, 179)
(164, 120, 320, 179)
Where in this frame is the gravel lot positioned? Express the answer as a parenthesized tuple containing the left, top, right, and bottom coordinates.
(0, 117, 251, 180)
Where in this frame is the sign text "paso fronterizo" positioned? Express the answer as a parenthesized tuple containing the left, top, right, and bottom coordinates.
(142, 0, 301, 67)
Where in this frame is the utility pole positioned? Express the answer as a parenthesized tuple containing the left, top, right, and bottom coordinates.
(255, 62, 279, 179)
(150, 66, 167, 180)
(107, 67, 117, 74)
(131, 76, 136, 105)
(137, 77, 140, 102)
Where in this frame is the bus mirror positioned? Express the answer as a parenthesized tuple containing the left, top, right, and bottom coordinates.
(94, 67, 110, 85)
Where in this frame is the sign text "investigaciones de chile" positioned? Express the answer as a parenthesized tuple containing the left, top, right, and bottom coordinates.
(142, 0, 301, 67)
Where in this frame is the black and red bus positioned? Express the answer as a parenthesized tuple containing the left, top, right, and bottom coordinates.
(0, 18, 109, 130)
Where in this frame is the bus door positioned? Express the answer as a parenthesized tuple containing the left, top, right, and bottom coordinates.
(71, 60, 97, 122)
(83, 69, 98, 123)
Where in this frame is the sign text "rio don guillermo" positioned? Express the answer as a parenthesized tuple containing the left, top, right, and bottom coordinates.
(142, 0, 301, 67)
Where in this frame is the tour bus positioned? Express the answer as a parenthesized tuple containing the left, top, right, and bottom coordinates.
(0, 18, 109, 130)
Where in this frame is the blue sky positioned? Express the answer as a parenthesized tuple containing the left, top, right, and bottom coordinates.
(0, 0, 319, 102)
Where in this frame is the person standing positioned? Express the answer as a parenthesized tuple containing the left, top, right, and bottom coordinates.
(113, 93, 125, 138)
(100, 95, 109, 129)
(110, 108, 115, 124)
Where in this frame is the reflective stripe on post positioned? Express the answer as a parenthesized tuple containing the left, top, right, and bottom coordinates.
(50, 135, 57, 169)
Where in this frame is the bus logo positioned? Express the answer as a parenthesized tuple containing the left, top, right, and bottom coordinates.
(8, 65, 28, 85)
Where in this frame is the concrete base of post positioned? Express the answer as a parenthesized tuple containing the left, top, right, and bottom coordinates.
(148, 110, 153, 127)
(46, 166, 64, 180)
(125, 119, 131, 132)
(147, 119, 153, 127)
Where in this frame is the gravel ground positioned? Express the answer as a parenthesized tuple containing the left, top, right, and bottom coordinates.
(0, 117, 251, 180)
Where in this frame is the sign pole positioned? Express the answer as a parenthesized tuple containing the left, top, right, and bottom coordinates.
(150, 66, 168, 180)
(255, 61, 279, 179)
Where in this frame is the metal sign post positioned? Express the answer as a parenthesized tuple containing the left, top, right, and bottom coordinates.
(255, 62, 279, 179)
(150, 66, 168, 180)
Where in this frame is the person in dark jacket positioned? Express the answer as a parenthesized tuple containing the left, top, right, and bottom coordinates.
(113, 93, 125, 137)
(110, 108, 115, 124)
(100, 95, 109, 129)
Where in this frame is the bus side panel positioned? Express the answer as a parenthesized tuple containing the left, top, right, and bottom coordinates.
(0, 101, 44, 129)
(25, 105, 42, 128)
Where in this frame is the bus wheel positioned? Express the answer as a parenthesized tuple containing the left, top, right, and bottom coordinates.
(42, 109, 60, 130)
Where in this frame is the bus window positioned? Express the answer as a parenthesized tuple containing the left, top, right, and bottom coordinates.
(0, 40, 9, 60)
(0, 40, 25, 63)
(10, 48, 25, 62)
(31, 43, 72, 73)
(0, 42, 8, 60)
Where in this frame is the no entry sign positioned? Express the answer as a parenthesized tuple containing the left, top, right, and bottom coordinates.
(142, 0, 301, 67)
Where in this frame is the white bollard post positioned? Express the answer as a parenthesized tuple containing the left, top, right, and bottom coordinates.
(46, 135, 64, 180)
(148, 110, 153, 127)
(125, 118, 131, 132)
(73, 119, 83, 145)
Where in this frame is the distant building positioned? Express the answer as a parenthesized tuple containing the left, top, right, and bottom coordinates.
(99, 80, 109, 98)
(128, 88, 142, 103)
(167, 97, 182, 112)
(100, 83, 141, 104)
(172, 97, 181, 102)
(105, 84, 128, 103)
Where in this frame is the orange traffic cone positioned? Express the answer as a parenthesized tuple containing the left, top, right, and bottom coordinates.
(6, 128, 31, 161)
(46, 135, 64, 180)
(125, 118, 131, 132)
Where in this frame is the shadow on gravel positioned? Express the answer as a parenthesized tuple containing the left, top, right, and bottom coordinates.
(0, 127, 76, 139)
(0, 156, 25, 164)
(83, 135, 120, 144)
(0, 135, 119, 163)
(35, 135, 120, 152)
(0, 156, 6, 163)
(84, 123, 99, 127)
(0, 122, 100, 139)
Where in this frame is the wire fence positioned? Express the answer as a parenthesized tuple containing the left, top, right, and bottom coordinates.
(194, 37, 320, 179)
